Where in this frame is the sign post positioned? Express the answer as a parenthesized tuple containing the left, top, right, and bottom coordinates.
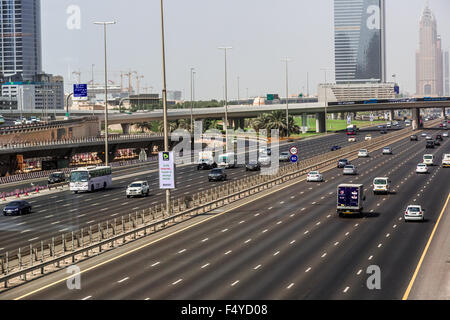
(159, 151, 175, 189)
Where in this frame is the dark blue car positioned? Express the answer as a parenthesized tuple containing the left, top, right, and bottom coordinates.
(3, 200, 32, 216)
(331, 145, 341, 151)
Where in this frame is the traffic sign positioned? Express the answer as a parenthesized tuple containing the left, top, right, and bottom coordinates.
(290, 154, 298, 163)
(289, 146, 298, 155)
(73, 84, 88, 98)
(158, 151, 175, 189)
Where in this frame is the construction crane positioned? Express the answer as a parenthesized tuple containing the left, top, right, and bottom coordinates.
(72, 71, 81, 83)
(122, 70, 137, 96)
(135, 74, 144, 95)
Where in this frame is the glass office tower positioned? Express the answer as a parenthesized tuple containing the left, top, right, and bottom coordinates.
(334, 0, 386, 84)
(0, 0, 42, 81)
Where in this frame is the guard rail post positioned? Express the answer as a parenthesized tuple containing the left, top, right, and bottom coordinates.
(71, 232, 75, 263)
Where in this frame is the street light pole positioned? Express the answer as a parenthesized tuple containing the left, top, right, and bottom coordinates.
(281, 57, 291, 137)
(218, 46, 232, 150)
(160, 0, 171, 217)
(320, 68, 329, 135)
(94, 20, 116, 166)
(190, 67, 195, 133)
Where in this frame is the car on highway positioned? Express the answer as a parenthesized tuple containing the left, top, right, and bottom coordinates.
(258, 154, 271, 166)
(197, 158, 217, 170)
(416, 163, 428, 174)
(382, 147, 392, 155)
(364, 134, 372, 141)
(331, 145, 341, 151)
(126, 181, 150, 198)
(373, 177, 391, 195)
(380, 129, 387, 134)
(343, 164, 357, 175)
(421, 132, 427, 137)
(279, 151, 290, 162)
(259, 147, 271, 156)
(443, 132, 449, 137)
(404, 205, 425, 222)
(3, 200, 32, 216)
(436, 134, 443, 141)
(410, 134, 418, 141)
(434, 139, 440, 146)
(245, 160, 261, 171)
(306, 171, 324, 182)
(425, 141, 435, 148)
(423, 154, 434, 166)
(425, 135, 432, 140)
(348, 136, 356, 142)
(337, 159, 349, 168)
(208, 168, 227, 182)
(358, 149, 369, 157)
(48, 172, 66, 184)
(442, 154, 450, 168)
(393, 121, 399, 126)
(14, 119, 22, 125)
(405, 120, 411, 127)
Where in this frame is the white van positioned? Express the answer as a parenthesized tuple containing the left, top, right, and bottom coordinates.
(423, 154, 434, 166)
(373, 177, 391, 195)
(218, 152, 236, 168)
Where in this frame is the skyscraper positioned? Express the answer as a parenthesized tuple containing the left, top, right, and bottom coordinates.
(444, 50, 449, 96)
(334, 0, 386, 84)
(416, 4, 443, 96)
(0, 0, 42, 81)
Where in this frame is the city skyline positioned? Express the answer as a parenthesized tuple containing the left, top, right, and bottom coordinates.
(39, 0, 450, 100)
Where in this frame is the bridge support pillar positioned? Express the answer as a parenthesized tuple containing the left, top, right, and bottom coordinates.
(412, 108, 420, 130)
(302, 113, 308, 127)
(442, 107, 447, 119)
(315, 112, 326, 133)
(388, 110, 394, 121)
(339, 112, 345, 120)
(121, 123, 131, 135)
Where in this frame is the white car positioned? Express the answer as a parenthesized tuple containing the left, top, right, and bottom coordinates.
(382, 147, 392, 155)
(258, 154, 271, 166)
(423, 154, 434, 166)
(279, 151, 290, 162)
(306, 171, 323, 182)
(358, 149, 369, 157)
(126, 181, 150, 198)
(373, 177, 390, 194)
(425, 135, 432, 140)
(14, 120, 22, 125)
(443, 132, 449, 137)
(364, 135, 372, 141)
(416, 163, 428, 174)
(404, 205, 425, 222)
(348, 136, 356, 142)
(421, 132, 427, 137)
(343, 165, 357, 175)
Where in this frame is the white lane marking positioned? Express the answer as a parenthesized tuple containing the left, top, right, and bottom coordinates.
(81, 296, 92, 300)
(378, 244, 382, 248)
(151, 262, 160, 267)
(287, 283, 294, 289)
(121, 202, 129, 206)
(321, 253, 327, 258)
(77, 214, 86, 218)
(273, 251, 280, 256)
(59, 228, 68, 232)
(132, 207, 139, 210)
(225, 250, 232, 255)
(239, 220, 245, 224)
(254, 213, 260, 217)
(368, 255, 373, 260)
(69, 209, 77, 212)
(290, 214, 295, 217)
(100, 208, 108, 211)
(327, 214, 331, 218)
(172, 279, 183, 285)
(279, 201, 285, 204)
(221, 228, 228, 232)
(244, 239, 252, 244)
(262, 229, 268, 233)
(334, 241, 339, 246)
(305, 267, 311, 273)
(178, 249, 186, 254)
(254, 264, 261, 270)
(343, 287, 350, 293)
(201, 238, 209, 242)
(268, 207, 273, 210)
(357, 269, 362, 275)
(345, 232, 349, 236)
(50, 221, 60, 225)
(110, 213, 119, 217)
(231, 280, 240, 287)
(201, 263, 210, 269)
(277, 221, 282, 225)
(304, 230, 309, 235)
(28, 237, 39, 242)
(86, 220, 95, 224)
(117, 277, 129, 283)
(386, 233, 390, 238)
(301, 208, 306, 211)
(316, 222, 321, 226)
(290, 240, 296, 245)
(44, 214, 53, 218)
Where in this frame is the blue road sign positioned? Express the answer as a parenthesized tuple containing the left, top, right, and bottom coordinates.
(73, 84, 88, 98)
(290, 154, 298, 163)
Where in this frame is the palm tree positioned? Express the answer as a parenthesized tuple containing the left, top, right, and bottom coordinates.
(266, 110, 288, 136)
(156, 120, 178, 133)
(176, 119, 191, 131)
(250, 113, 270, 132)
(134, 122, 152, 133)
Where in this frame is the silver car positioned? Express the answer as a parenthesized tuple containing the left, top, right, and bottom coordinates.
(343, 164, 357, 175)
(279, 151, 290, 162)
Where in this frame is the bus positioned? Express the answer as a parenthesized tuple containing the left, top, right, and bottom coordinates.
(69, 166, 112, 193)
(346, 124, 357, 135)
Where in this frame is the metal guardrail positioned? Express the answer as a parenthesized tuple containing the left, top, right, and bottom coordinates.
(0, 125, 417, 290)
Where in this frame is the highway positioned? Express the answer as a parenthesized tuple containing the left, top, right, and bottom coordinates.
(10, 122, 449, 299)
(0, 123, 396, 252)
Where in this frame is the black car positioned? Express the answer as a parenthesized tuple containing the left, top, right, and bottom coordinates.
(245, 161, 261, 171)
(208, 168, 227, 181)
(337, 159, 349, 168)
(410, 135, 418, 141)
(380, 129, 387, 134)
(434, 139, 440, 146)
(3, 200, 32, 216)
(48, 172, 65, 184)
(425, 141, 435, 148)
(436, 134, 443, 141)
(197, 160, 217, 170)
(331, 145, 341, 151)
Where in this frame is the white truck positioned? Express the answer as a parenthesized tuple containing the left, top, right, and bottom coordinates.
(197, 151, 217, 170)
(218, 152, 237, 168)
(442, 154, 450, 168)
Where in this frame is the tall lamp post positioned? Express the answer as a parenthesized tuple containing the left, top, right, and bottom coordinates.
(160, 0, 171, 216)
(320, 67, 331, 135)
(218, 46, 232, 150)
(281, 57, 291, 137)
(94, 20, 116, 166)
(190, 67, 195, 133)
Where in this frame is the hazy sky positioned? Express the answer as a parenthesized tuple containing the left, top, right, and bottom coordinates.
(41, 0, 450, 100)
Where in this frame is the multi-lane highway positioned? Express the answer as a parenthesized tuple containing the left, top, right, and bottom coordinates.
(4, 121, 449, 299)
(0, 124, 398, 252)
